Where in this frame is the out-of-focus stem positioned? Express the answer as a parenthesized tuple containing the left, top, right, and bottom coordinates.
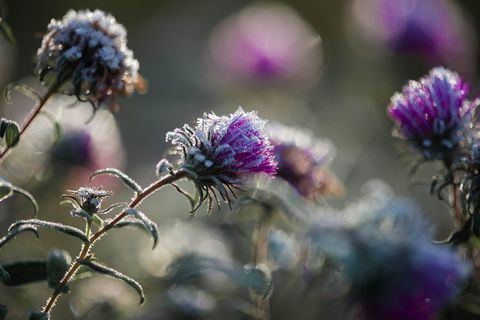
(0, 82, 60, 165)
(253, 206, 274, 320)
(450, 185, 480, 281)
(42, 170, 187, 315)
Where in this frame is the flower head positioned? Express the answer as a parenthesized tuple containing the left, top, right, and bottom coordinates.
(351, 0, 475, 71)
(36, 9, 145, 109)
(268, 123, 342, 200)
(166, 108, 277, 209)
(388, 67, 475, 161)
(310, 199, 469, 320)
(62, 187, 112, 214)
(208, 3, 322, 87)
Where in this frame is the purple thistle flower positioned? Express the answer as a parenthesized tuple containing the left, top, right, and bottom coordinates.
(166, 108, 277, 210)
(268, 123, 342, 200)
(36, 9, 146, 110)
(388, 67, 475, 161)
(351, 0, 475, 71)
(208, 3, 322, 87)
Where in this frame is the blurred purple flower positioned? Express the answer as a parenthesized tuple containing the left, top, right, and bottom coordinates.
(36, 9, 146, 109)
(51, 130, 93, 167)
(310, 199, 469, 320)
(208, 3, 322, 87)
(388, 67, 476, 160)
(268, 123, 342, 200)
(351, 0, 476, 71)
(166, 108, 277, 207)
(358, 244, 468, 320)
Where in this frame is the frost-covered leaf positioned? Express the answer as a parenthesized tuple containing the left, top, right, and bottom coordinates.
(125, 208, 159, 249)
(90, 168, 142, 194)
(77, 259, 145, 304)
(8, 219, 88, 243)
(0, 224, 39, 248)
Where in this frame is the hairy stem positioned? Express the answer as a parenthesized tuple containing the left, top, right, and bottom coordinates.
(0, 82, 60, 165)
(42, 170, 187, 315)
(253, 205, 274, 320)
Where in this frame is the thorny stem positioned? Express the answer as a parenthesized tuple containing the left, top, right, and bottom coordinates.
(0, 82, 60, 165)
(42, 170, 187, 315)
(253, 205, 274, 320)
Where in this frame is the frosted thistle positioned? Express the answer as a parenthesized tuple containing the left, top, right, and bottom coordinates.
(36, 9, 146, 110)
(268, 123, 342, 200)
(166, 108, 278, 210)
(388, 67, 476, 162)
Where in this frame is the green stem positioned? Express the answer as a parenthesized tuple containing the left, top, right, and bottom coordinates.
(0, 82, 60, 165)
(42, 170, 187, 315)
(253, 205, 274, 320)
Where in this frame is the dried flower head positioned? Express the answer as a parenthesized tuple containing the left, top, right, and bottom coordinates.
(36, 9, 146, 109)
(62, 187, 112, 214)
(388, 67, 475, 161)
(166, 108, 277, 209)
(268, 123, 342, 200)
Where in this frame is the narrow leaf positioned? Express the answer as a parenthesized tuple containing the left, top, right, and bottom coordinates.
(77, 259, 145, 304)
(0, 224, 39, 249)
(125, 208, 159, 249)
(90, 168, 142, 194)
(0, 265, 9, 282)
(39, 111, 61, 145)
(0, 18, 15, 48)
(8, 219, 89, 243)
(0, 179, 13, 203)
(12, 186, 39, 217)
(0, 260, 47, 286)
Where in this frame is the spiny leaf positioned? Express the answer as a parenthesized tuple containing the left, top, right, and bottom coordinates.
(0, 224, 39, 248)
(0, 260, 47, 286)
(77, 259, 145, 304)
(90, 168, 143, 194)
(111, 218, 148, 231)
(97, 202, 126, 215)
(8, 219, 89, 243)
(0, 118, 19, 147)
(125, 208, 159, 249)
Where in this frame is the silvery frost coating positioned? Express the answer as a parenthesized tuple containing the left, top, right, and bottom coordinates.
(388, 67, 475, 161)
(166, 108, 277, 209)
(208, 3, 322, 86)
(268, 123, 342, 200)
(310, 199, 469, 320)
(36, 9, 144, 109)
(351, 0, 475, 71)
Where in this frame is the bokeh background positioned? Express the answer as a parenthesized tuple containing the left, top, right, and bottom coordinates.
(1, 0, 480, 319)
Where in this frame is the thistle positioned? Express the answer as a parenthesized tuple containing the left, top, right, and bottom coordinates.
(268, 123, 342, 200)
(36, 9, 146, 110)
(388, 67, 476, 162)
(310, 199, 470, 320)
(166, 108, 278, 210)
